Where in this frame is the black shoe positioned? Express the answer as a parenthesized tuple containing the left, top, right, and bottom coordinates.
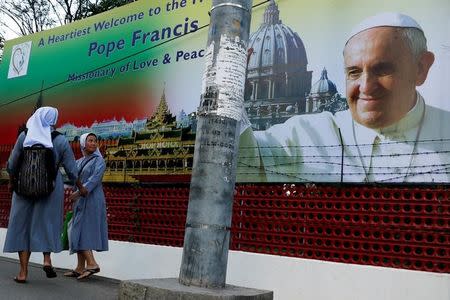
(14, 277, 27, 283)
(43, 265, 57, 278)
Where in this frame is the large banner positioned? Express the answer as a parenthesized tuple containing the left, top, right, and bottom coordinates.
(0, 0, 449, 184)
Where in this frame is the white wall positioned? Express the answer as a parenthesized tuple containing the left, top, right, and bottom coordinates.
(1, 228, 449, 300)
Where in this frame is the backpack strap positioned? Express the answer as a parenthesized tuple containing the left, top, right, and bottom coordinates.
(78, 156, 97, 177)
(51, 131, 61, 140)
(51, 131, 63, 171)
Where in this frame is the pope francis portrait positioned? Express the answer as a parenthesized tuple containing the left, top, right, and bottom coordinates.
(238, 12, 450, 183)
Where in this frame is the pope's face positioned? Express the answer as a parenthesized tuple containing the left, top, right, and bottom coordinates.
(344, 27, 421, 129)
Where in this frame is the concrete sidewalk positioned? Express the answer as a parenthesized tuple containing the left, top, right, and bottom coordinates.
(0, 256, 119, 300)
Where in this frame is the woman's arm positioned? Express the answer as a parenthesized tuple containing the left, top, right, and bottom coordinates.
(6, 133, 25, 192)
(6, 132, 25, 175)
(81, 158, 106, 194)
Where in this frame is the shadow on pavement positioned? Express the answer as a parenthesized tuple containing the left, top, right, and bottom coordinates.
(0, 256, 119, 300)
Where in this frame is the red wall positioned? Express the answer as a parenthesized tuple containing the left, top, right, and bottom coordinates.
(1, 183, 448, 274)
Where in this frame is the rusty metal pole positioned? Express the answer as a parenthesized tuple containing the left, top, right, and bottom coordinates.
(179, 0, 253, 288)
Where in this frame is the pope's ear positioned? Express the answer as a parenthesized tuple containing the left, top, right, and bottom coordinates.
(416, 51, 435, 86)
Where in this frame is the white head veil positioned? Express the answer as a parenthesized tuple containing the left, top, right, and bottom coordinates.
(80, 132, 102, 157)
(23, 106, 58, 148)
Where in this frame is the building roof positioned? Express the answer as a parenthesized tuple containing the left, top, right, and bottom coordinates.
(310, 68, 337, 96)
(247, 0, 308, 72)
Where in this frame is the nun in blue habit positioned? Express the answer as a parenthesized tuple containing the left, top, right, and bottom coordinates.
(64, 132, 108, 280)
(3, 106, 85, 283)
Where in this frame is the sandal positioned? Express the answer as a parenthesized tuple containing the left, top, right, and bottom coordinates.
(14, 277, 27, 284)
(63, 270, 81, 277)
(43, 265, 57, 278)
(77, 267, 100, 280)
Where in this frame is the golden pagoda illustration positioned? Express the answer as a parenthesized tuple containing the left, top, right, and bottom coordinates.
(103, 89, 196, 183)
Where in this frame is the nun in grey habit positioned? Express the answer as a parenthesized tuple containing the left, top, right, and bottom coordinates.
(65, 132, 108, 280)
(3, 106, 85, 283)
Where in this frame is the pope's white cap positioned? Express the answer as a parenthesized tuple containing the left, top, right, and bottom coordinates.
(346, 12, 423, 44)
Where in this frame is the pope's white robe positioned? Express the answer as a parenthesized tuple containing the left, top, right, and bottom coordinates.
(238, 93, 450, 183)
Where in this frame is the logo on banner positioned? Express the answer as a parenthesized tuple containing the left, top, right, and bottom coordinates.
(8, 41, 32, 79)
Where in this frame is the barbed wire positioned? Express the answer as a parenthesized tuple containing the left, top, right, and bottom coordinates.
(239, 149, 450, 159)
(237, 160, 450, 182)
(378, 165, 450, 182)
(240, 160, 450, 171)
(239, 138, 450, 149)
(237, 140, 450, 182)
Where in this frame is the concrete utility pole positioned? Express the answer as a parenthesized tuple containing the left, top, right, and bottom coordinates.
(179, 0, 253, 288)
(119, 1, 271, 297)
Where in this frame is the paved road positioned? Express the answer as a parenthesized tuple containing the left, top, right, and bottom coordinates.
(0, 257, 120, 300)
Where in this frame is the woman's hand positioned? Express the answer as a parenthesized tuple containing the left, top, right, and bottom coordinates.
(79, 186, 88, 197)
(68, 191, 80, 202)
(75, 179, 88, 197)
